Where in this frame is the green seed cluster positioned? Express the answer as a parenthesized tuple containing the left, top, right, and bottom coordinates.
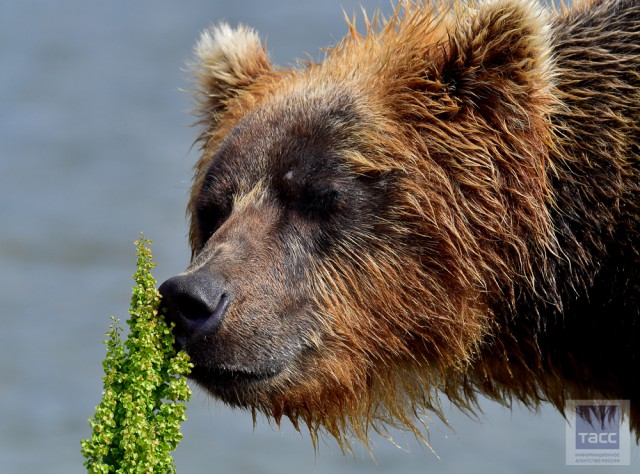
(81, 236, 192, 473)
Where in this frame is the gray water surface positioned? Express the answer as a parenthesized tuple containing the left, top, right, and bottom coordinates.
(2, 1, 638, 472)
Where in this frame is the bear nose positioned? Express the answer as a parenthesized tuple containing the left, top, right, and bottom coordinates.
(158, 273, 230, 346)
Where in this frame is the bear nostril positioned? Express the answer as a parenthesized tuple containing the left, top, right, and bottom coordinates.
(158, 274, 230, 340)
(193, 292, 229, 336)
(175, 291, 217, 323)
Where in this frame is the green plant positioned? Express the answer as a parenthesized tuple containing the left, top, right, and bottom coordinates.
(81, 236, 192, 473)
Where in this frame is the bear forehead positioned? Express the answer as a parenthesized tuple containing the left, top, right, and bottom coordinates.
(204, 88, 362, 187)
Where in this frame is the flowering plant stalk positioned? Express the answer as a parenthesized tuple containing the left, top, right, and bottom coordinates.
(81, 235, 192, 473)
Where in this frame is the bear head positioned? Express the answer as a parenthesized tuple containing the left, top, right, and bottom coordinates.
(160, 0, 557, 443)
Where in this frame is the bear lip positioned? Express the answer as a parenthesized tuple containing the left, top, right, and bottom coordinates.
(189, 364, 284, 401)
(191, 365, 281, 382)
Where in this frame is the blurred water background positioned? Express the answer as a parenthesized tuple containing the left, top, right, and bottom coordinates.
(1, 0, 638, 472)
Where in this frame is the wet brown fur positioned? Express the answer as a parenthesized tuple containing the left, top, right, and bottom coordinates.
(181, 0, 639, 446)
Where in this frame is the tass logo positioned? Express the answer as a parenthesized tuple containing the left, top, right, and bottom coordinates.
(566, 399, 631, 465)
(575, 405, 620, 449)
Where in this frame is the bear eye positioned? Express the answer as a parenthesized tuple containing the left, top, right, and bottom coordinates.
(279, 170, 346, 219)
(195, 197, 231, 245)
(295, 184, 345, 218)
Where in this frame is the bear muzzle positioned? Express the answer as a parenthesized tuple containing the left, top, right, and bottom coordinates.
(158, 272, 230, 351)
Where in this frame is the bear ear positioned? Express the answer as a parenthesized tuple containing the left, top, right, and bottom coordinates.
(192, 23, 272, 122)
(437, 0, 553, 119)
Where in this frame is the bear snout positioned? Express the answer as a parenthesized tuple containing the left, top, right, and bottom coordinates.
(158, 272, 230, 350)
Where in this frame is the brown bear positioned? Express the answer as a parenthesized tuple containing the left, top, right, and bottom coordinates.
(159, 0, 639, 445)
